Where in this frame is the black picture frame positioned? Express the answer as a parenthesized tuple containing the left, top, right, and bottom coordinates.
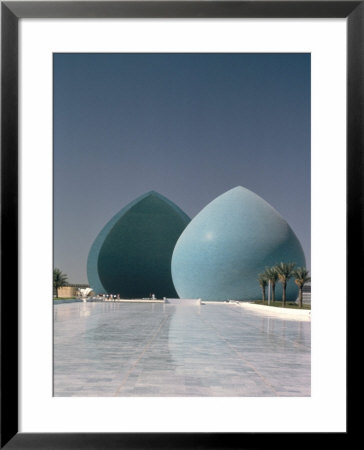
(1, 1, 357, 448)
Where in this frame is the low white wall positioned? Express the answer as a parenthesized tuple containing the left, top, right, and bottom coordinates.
(239, 302, 311, 321)
(165, 298, 201, 305)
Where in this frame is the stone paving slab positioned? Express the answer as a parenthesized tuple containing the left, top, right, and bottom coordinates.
(53, 302, 310, 397)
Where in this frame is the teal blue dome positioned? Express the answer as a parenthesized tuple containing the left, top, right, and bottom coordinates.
(171, 186, 306, 301)
(87, 192, 190, 297)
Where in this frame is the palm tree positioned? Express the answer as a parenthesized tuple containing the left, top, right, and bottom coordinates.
(293, 267, 311, 308)
(275, 262, 296, 307)
(257, 273, 268, 303)
(53, 268, 68, 298)
(264, 266, 279, 303)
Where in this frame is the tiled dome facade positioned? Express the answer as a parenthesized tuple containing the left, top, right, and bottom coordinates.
(87, 192, 190, 298)
(171, 186, 306, 301)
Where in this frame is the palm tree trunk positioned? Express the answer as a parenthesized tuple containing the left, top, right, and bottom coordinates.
(261, 286, 266, 303)
(272, 283, 276, 303)
(282, 282, 286, 307)
(298, 286, 303, 308)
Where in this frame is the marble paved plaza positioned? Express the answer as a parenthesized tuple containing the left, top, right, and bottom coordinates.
(54, 302, 310, 397)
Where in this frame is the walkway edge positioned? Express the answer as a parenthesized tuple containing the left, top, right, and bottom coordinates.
(239, 302, 311, 321)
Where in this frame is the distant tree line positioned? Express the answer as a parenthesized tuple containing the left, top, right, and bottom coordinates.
(258, 262, 310, 308)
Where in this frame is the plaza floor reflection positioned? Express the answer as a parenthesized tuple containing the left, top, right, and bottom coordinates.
(53, 302, 310, 397)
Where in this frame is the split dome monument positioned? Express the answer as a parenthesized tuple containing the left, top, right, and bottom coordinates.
(87, 191, 190, 298)
(87, 186, 305, 301)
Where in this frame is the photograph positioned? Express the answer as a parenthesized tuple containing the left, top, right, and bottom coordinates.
(2, 0, 357, 445)
(53, 52, 311, 398)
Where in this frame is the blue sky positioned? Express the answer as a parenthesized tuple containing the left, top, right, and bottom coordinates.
(54, 53, 310, 284)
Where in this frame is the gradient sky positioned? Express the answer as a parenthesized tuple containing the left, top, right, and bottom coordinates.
(54, 53, 310, 284)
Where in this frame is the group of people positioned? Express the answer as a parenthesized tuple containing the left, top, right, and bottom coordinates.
(94, 293, 157, 301)
(95, 294, 120, 301)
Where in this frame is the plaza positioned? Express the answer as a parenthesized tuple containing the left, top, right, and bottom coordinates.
(54, 301, 310, 397)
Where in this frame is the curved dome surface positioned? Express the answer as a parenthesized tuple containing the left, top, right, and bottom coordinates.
(87, 191, 190, 298)
(171, 186, 306, 301)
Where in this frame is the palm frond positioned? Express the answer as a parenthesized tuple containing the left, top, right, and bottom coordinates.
(275, 262, 296, 282)
(293, 267, 311, 287)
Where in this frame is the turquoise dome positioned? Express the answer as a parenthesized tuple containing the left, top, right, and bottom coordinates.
(171, 186, 306, 301)
(87, 191, 190, 297)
